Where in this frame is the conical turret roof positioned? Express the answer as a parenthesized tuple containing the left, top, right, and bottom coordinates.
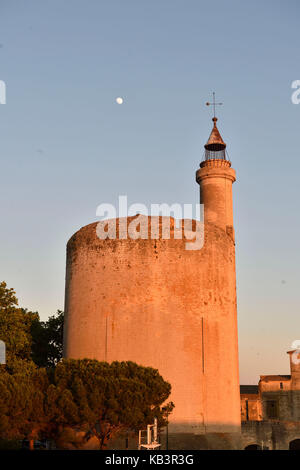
(204, 117, 226, 151)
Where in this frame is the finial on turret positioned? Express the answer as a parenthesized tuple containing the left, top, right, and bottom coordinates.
(206, 92, 222, 119)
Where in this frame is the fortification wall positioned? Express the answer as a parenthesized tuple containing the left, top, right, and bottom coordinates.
(63, 216, 240, 448)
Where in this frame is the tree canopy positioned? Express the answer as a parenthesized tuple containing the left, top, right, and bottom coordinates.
(0, 281, 63, 368)
(0, 358, 174, 449)
(31, 310, 64, 367)
(0, 281, 174, 449)
(0, 281, 38, 365)
(0, 363, 49, 444)
(47, 359, 174, 449)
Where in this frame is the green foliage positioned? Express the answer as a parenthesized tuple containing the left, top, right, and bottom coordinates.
(0, 281, 64, 368)
(0, 281, 62, 446)
(0, 281, 18, 309)
(0, 281, 39, 364)
(0, 362, 50, 442)
(0, 281, 174, 449)
(31, 310, 64, 367)
(47, 359, 174, 449)
(0, 358, 174, 448)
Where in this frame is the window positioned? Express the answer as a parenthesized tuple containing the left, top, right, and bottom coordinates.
(245, 399, 249, 421)
(266, 400, 278, 419)
(280, 382, 283, 389)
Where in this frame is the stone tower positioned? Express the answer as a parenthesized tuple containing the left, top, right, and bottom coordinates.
(195, 116, 240, 445)
(63, 116, 241, 449)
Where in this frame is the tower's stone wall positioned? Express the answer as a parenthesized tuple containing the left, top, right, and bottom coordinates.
(63, 216, 241, 448)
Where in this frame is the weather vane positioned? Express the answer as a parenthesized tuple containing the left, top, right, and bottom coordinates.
(206, 92, 223, 118)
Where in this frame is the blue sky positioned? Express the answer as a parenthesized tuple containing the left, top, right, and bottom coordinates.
(0, 0, 299, 383)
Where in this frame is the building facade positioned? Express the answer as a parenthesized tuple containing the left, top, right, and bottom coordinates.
(241, 350, 300, 450)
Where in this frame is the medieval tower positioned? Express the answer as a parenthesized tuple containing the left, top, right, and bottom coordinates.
(63, 114, 241, 449)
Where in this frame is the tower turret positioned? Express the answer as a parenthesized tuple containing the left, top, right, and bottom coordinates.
(196, 116, 236, 237)
(193, 105, 241, 445)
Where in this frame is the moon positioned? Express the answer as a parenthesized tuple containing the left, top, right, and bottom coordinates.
(116, 97, 123, 104)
